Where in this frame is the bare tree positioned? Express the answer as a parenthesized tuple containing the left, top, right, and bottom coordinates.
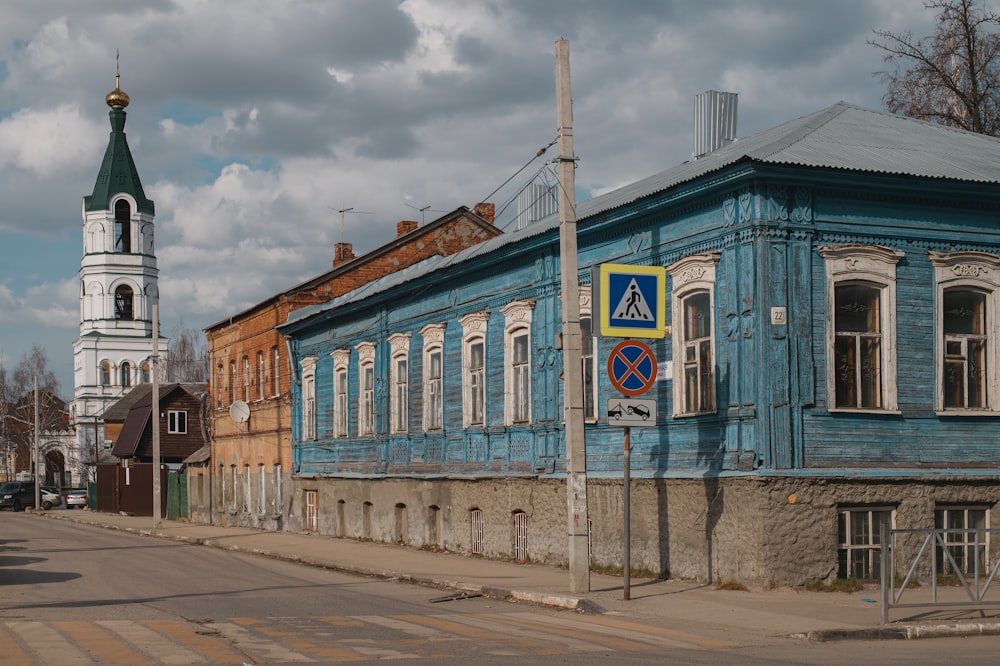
(0, 346, 67, 479)
(870, 0, 1000, 136)
(166, 322, 208, 383)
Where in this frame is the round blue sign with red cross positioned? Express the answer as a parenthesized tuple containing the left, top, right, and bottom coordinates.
(607, 339, 657, 397)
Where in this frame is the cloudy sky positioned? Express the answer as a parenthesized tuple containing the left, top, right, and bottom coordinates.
(0, 0, 938, 395)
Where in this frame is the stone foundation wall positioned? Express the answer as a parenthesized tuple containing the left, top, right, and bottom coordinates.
(281, 474, 1000, 588)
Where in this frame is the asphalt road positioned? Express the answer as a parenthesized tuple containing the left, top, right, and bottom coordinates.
(2, 513, 1000, 664)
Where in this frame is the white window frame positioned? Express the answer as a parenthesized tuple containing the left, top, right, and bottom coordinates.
(243, 355, 250, 403)
(389, 333, 412, 434)
(243, 464, 251, 513)
(332, 349, 350, 437)
(167, 410, 187, 434)
(502, 300, 535, 425)
(273, 463, 283, 514)
(930, 251, 1000, 414)
(257, 351, 265, 401)
(273, 346, 280, 397)
(421, 323, 446, 431)
(935, 504, 990, 576)
(300, 355, 318, 441)
(356, 342, 375, 436)
(838, 506, 896, 580)
(460, 312, 489, 427)
(668, 253, 720, 417)
(257, 464, 266, 514)
(819, 245, 902, 413)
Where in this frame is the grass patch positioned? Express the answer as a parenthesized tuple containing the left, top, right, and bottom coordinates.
(803, 578, 865, 593)
(714, 579, 748, 591)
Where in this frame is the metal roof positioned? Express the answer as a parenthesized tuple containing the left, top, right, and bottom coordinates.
(283, 102, 1000, 329)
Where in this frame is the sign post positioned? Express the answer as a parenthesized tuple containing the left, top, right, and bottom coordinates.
(606, 338, 658, 600)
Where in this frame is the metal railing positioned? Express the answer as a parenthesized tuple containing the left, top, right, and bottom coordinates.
(880, 522, 1000, 624)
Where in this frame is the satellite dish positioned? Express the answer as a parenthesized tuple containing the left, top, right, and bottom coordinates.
(229, 400, 250, 423)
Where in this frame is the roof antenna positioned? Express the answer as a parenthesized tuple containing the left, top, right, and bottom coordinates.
(327, 206, 373, 245)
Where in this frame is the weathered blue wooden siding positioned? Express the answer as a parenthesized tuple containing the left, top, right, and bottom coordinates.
(284, 160, 1000, 482)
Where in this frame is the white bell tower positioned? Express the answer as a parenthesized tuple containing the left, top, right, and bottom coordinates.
(71, 66, 168, 448)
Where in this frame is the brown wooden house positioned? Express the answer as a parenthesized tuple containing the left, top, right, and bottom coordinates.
(109, 383, 207, 464)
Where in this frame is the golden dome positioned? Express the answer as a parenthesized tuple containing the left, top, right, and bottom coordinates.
(106, 78, 130, 110)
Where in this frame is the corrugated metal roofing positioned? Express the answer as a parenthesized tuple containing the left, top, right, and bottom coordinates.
(284, 102, 1000, 329)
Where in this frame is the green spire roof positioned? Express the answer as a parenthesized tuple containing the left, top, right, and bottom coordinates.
(84, 107, 154, 215)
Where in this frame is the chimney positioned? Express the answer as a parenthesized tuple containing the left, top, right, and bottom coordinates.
(473, 202, 495, 224)
(397, 220, 418, 236)
(693, 90, 738, 159)
(333, 242, 354, 267)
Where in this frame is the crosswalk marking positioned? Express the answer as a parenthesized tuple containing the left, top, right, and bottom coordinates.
(54, 620, 150, 664)
(7, 621, 93, 666)
(0, 623, 39, 666)
(143, 620, 248, 664)
(0, 610, 739, 664)
(96, 620, 205, 665)
(211, 621, 317, 662)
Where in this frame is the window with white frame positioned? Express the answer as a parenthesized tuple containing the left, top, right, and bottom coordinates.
(332, 349, 350, 437)
(273, 463, 283, 514)
(243, 464, 251, 512)
(930, 251, 1000, 413)
(389, 333, 411, 434)
(838, 506, 895, 580)
(257, 464, 266, 514)
(356, 342, 375, 436)
(258, 351, 265, 400)
(502, 300, 535, 424)
(421, 323, 446, 431)
(273, 346, 280, 397)
(668, 254, 720, 416)
(580, 286, 597, 421)
(300, 355, 318, 440)
(820, 245, 902, 412)
(936, 505, 989, 576)
(230, 360, 237, 405)
(460, 312, 489, 427)
(167, 410, 187, 434)
(243, 355, 250, 403)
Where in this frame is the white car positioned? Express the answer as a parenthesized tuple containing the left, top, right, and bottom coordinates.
(65, 489, 88, 509)
(40, 486, 62, 510)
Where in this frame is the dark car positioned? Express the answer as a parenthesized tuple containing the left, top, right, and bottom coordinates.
(0, 481, 36, 511)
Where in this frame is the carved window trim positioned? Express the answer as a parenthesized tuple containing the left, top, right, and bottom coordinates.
(356, 342, 375, 436)
(502, 300, 535, 425)
(460, 312, 489, 427)
(930, 251, 1000, 414)
(300, 355, 318, 441)
(667, 253, 720, 417)
(420, 323, 446, 431)
(389, 333, 412, 434)
(819, 245, 902, 413)
(332, 349, 350, 437)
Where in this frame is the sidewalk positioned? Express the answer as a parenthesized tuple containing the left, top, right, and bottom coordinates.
(35, 509, 1000, 644)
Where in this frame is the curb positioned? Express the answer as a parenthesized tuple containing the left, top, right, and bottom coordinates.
(804, 621, 1000, 642)
(41, 512, 597, 613)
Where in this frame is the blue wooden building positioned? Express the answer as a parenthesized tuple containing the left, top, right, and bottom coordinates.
(278, 102, 1000, 587)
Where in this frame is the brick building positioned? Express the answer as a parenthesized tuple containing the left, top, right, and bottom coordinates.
(200, 205, 500, 528)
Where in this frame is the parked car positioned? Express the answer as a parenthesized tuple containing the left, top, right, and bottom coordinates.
(0, 481, 36, 511)
(65, 489, 88, 509)
(40, 486, 63, 510)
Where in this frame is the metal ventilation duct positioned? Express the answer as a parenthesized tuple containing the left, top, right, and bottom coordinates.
(694, 90, 738, 158)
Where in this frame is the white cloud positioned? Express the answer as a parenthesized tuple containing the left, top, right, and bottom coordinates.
(0, 105, 104, 176)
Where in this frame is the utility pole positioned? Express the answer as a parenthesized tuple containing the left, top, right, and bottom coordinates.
(555, 39, 590, 593)
(152, 303, 161, 528)
(33, 364, 40, 509)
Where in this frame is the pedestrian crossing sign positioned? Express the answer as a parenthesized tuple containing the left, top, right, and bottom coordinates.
(596, 263, 666, 338)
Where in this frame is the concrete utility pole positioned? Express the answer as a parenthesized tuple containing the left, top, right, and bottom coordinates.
(33, 365, 40, 509)
(555, 38, 590, 594)
(152, 303, 161, 528)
